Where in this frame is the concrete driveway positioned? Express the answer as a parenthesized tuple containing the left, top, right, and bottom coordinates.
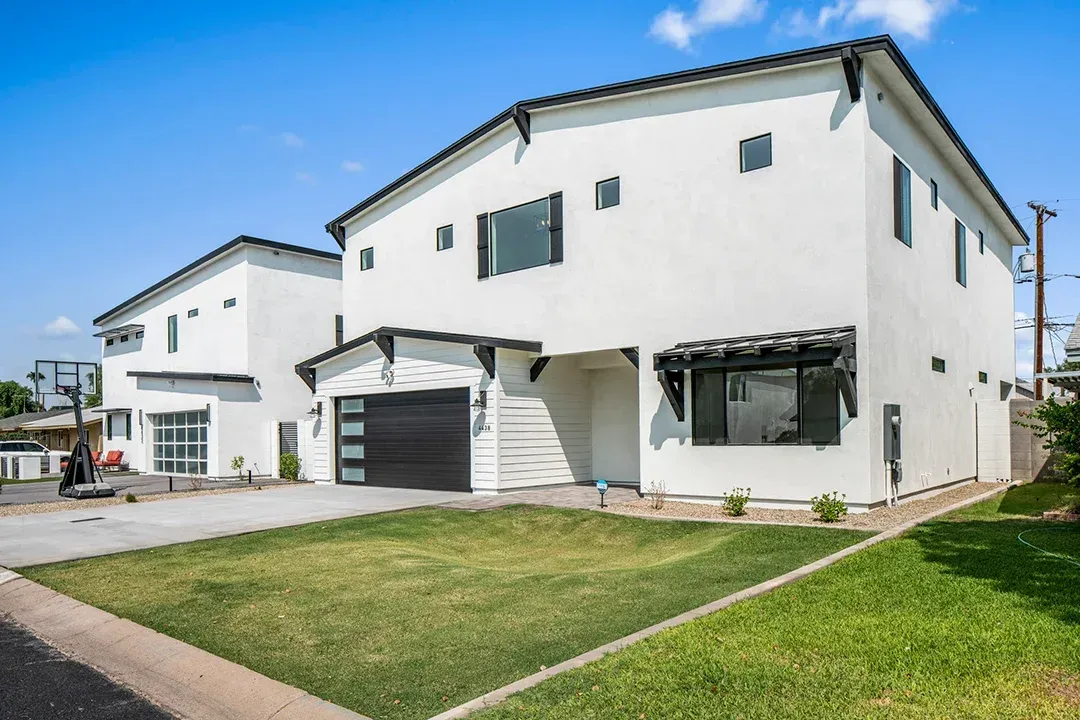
(0, 484, 464, 567)
(0, 474, 291, 506)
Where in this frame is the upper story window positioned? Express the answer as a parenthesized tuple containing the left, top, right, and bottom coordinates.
(479, 192, 563, 278)
(167, 315, 178, 353)
(979, 371, 988, 384)
(360, 247, 374, 271)
(932, 356, 946, 373)
(224, 298, 237, 309)
(979, 230, 985, 255)
(893, 156, 912, 247)
(335, 315, 344, 347)
(106, 338, 114, 347)
(930, 179, 938, 210)
(135, 330, 144, 339)
(596, 177, 620, 209)
(120, 334, 129, 343)
(955, 219, 967, 287)
(437, 225, 453, 251)
(740, 134, 772, 173)
(188, 308, 198, 318)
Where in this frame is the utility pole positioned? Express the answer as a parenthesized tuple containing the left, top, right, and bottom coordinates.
(1028, 201, 1058, 400)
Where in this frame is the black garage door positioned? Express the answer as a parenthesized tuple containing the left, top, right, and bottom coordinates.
(336, 387, 471, 492)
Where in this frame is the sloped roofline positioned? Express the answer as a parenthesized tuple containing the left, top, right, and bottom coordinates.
(325, 35, 1027, 248)
(93, 236, 342, 326)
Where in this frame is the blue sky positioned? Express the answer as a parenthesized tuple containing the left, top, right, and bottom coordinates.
(1, 0, 1077, 387)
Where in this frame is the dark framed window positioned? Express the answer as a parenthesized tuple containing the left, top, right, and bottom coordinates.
(335, 315, 344, 347)
(135, 331, 144, 339)
(125, 412, 132, 441)
(360, 247, 374, 271)
(106, 414, 113, 440)
(188, 308, 198, 318)
(106, 338, 114, 346)
(930, 179, 938, 210)
(692, 361, 841, 446)
(489, 197, 551, 275)
(120, 335, 129, 343)
(224, 298, 236, 309)
(893, 156, 912, 247)
(596, 177, 620, 209)
(167, 315, 178, 353)
(955, 219, 967, 287)
(978, 371, 988, 384)
(437, 225, 453, 251)
(740, 133, 772, 173)
(978, 230, 985, 255)
(932, 356, 946, 373)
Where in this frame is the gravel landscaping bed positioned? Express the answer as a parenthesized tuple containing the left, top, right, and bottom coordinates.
(0, 484, 287, 518)
(606, 481, 1004, 530)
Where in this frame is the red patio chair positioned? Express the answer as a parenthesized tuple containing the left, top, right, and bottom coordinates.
(101, 450, 126, 471)
(62, 451, 102, 471)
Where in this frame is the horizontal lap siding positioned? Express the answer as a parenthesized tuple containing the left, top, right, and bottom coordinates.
(312, 339, 494, 488)
(498, 351, 591, 489)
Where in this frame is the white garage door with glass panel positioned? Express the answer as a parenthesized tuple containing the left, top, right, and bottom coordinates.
(152, 411, 208, 475)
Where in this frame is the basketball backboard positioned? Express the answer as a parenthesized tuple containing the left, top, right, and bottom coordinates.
(33, 360, 99, 406)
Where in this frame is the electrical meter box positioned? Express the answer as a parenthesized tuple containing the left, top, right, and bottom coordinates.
(883, 404, 902, 461)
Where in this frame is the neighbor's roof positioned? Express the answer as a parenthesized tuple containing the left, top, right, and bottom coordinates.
(324, 35, 1028, 250)
(93, 236, 342, 326)
(1065, 315, 1080, 357)
(0, 408, 69, 432)
(19, 410, 102, 430)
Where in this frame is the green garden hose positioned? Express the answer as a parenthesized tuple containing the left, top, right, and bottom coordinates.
(1017, 527, 1080, 569)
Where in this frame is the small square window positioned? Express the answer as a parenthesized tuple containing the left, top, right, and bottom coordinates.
(740, 133, 772, 173)
(437, 225, 453, 251)
(930, 179, 938, 210)
(135, 331, 144, 339)
(106, 338, 114, 346)
(360, 247, 374, 271)
(932, 356, 946, 374)
(224, 298, 236, 309)
(596, 177, 620, 209)
(188, 308, 198, 318)
(978, 230, 985, 255)
(120, 334, 129, 343)
(978, 371, 988, 384)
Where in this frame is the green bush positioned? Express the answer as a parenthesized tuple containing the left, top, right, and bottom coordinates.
(723, 487, 751, 516)
(1055, 453, 1080, 487)
(1016, 396, 1080, 487)
(231, 455, 245, 479)
(810, 491, 848, 523)
(280, 453, 301, 481)
(124, 492, 138, 503)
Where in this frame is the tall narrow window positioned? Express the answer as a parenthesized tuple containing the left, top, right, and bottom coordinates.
(740, 134, 772, 173)
(167, 315, 178, 353)
(955, 219, 967, 287)
(979, 230, 985, 255)
(360, 247, 374, 271)
(106, 414, 113, 440)
(335, 315, 344, 346)
(893, 156, 912, 247)
(596, 177, 620, 209)
(436, 225, 453, 251)
(125, 412, 132, 440)
(930, 179, 938, 210)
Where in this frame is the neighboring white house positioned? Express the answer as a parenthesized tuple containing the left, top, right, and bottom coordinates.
(94, 236, 342, 479)
(294, 36, 1026, 510)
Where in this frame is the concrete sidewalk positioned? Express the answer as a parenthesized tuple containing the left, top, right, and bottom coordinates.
(0, 483, 464, 567)
(0, 570, 368, 720)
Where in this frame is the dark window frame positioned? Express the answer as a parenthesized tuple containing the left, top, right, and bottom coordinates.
(360, 246, 374, 271)
(930, 178, 938, 210)
(955, 219, 967, 287)
(436, 224, 453, 251)
(106, 338, 114, 346)
(978, 371, 988, 384)
(486, 195, 552, 277)
(335, 315, 344, 347)
(167, 314, 178, 353)
(188, 308, 198, 318)
(596, 177, 620, 209)
(691, 360, 841, 447)
(224, 298, 237, 309)
(126, 412, 132, 441)
(978, 229, 985, 255)
(932, 356, 946, 373)
(120, 334, 129, 343)
(893, 156, 912, 247)
(106, 414, 113, 441)
(739, 133, 772, 173)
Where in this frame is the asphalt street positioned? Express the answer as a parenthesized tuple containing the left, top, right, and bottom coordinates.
(0, 474, 287, 506)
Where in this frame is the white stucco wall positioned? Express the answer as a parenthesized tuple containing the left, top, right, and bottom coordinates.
(590, 366, 640, 485)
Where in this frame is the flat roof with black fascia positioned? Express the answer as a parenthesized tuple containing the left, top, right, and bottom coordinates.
(93, 236, 342, 326)
(93, 324, 145, 339)
(324, 36, 1028, 250)
(88, 407, 132, 413)
(294, 326, 544, 391)
(127, 371, 256, 384)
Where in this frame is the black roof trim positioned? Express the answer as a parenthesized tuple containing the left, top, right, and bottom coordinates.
(325, 35, 1026, 247)
(127, 371, 255, 384)
(94, 236, 342, 326)
(294, 326, 543, 391)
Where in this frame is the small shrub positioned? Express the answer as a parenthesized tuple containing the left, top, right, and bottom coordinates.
(124, 492, 137, 503)
(1057, 496, 1080, 515)
(187, 475, 204, 491)
(279, 453, 301, 481)
(646, 479, 668, 510)
(230, 455, 245, 480)
(1055, 453, 1080, 487)
(723, 487, 751, 517)
(811, 491, 848, 523)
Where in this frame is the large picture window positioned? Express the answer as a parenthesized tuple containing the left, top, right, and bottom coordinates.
(692, 362, 841, 446)
(152, 411, 208, 475)
(489, 197, 550, 275)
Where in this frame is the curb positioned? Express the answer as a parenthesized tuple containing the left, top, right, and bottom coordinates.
(0, 570, 369, 720)
(429, 482, 1012, 719)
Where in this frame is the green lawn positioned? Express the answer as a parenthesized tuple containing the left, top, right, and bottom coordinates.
(472, 482, 1080, 720)
(21, 505, 868, 720)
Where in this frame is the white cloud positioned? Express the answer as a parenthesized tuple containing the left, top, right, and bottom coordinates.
(280, 132, 306, 149)
(649, 0, 767, 51)
(776, 0, 956, 41)
(341, 160, 365, 173)
(295, 171, 317, 185)
(43, 316, 81, 337)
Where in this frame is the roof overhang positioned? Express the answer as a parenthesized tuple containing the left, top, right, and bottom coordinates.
(89, 407, 132, 413)
(294, 326, 544, 392)
(93, 324, 144, 339)
(127, 371, 255, 384)
(1035, 371, 1080, 392)
(324, 35, 1027, 249)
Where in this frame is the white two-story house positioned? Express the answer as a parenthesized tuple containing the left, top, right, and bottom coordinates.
(94, 236, 342, 479)
(294, 36, 1026, 510)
